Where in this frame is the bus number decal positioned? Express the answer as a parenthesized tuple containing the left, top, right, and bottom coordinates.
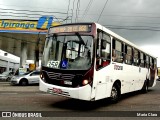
(114, 65, 123, 70)
(47, 61, 60, 68)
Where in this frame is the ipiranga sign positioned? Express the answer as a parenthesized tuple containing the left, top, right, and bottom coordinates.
(0, 16, 60, 34)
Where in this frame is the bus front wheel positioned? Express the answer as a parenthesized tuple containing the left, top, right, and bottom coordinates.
(110, 84, 121, 103)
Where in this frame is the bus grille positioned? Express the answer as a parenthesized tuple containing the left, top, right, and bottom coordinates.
(47, 72, 75, 81)
(42, 70, 84, 87)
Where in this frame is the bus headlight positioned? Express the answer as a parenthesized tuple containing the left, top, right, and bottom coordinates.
(82, 79, 89, 85)
(40, 72, 45, 81)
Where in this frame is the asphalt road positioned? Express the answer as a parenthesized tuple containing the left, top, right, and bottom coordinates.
(0, 81, 160, 120)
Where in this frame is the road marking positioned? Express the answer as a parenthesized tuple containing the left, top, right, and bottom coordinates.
(35, 93, 51, 95)
(0, 93, 18, 95)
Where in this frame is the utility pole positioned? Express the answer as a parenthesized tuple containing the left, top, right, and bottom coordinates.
(35, 32, 40, 70)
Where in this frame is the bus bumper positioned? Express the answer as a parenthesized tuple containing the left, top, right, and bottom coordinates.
(39, 79, 92, 101)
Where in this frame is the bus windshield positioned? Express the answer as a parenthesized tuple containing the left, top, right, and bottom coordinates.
(42, 34, 93, 70)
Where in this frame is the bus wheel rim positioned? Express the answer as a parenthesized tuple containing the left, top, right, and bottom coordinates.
(111, 87, 118, 99)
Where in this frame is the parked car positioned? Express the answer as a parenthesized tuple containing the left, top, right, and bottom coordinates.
(10, 70, 40, 86)
(0, 71, 14, 81)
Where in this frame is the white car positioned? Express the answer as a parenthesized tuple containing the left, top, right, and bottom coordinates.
(10, 71, 40, 86)
(0, 71, 14, 81)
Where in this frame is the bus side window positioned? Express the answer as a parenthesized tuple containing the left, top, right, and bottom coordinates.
(112, 39, 123, 63)
(96, 31, 111, 70)
(125, 45, 133, 65)
(112, 39, 116, 59)
(150, 57, 154, 69)
(101, 33, 111, 60)
(101, 40, 107, 58)
(133, 49, 139, 66)
(154, 58, 157, 69)
(145, 55, 149, 68)
(140, 52, 145, 68)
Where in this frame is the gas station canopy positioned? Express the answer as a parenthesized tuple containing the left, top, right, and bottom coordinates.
(0, 16, 60, 59)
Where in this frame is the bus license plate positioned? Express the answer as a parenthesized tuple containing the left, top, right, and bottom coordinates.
(64, 81, 72, 85)
(52, 88, 62, 94)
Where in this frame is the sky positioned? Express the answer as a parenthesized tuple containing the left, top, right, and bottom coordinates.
(0, 0, 160, 66)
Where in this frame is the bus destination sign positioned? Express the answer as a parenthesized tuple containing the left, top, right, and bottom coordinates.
(49, 25, 92, 34)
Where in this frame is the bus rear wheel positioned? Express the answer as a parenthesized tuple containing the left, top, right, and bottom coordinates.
(141, 80, 148, 93)
(110, 84, 121, 103)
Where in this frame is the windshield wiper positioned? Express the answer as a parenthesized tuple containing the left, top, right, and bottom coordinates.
(75, 32, 85, 45)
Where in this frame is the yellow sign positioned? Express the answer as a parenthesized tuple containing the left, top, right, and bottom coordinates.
(0, 19, 61, 33)
(29, 64, 36, 71)
(0, 20, 37, 30)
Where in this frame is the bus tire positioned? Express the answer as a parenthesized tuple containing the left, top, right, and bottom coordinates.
(19, 79, 28, 86)
(110, 83, 121, 103)
(141, 80, 148, 93)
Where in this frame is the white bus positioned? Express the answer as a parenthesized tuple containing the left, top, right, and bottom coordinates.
(39, 23, 157, 102)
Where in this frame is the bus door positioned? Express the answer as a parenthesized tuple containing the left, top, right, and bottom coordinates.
(92, 30, 111, 100)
